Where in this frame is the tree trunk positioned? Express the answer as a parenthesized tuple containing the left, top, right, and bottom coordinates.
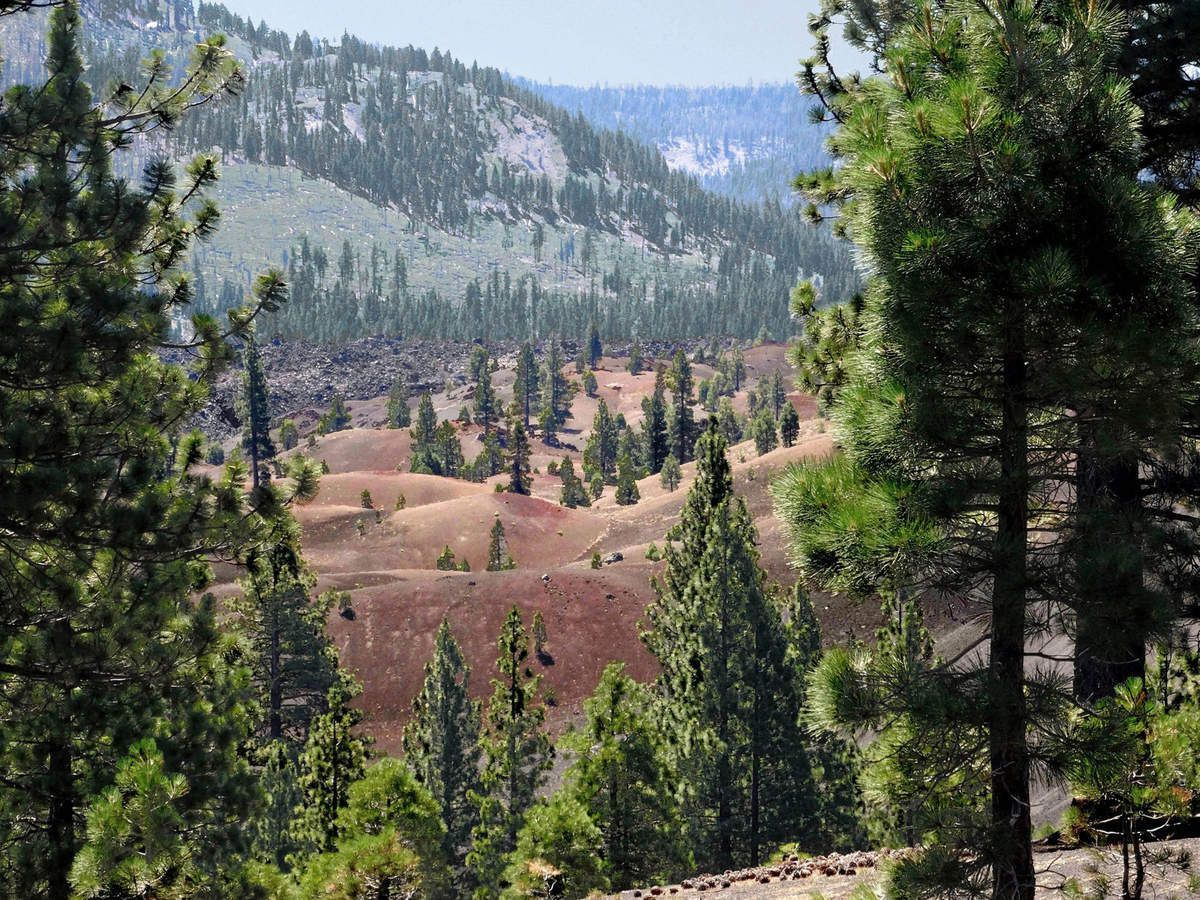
(749, 739, 761, 867)
(990, 323, 1035, 900)
(1073, 445, 1145, 703)
(47, 740, 74, 900)
(269, 619, 282, 741)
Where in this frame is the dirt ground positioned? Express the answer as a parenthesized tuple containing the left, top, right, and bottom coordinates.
(612, 840, 1200, 898)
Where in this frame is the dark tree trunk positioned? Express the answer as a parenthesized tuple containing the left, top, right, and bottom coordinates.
(47, 740, 74, 900)
(990, 323, 1035, 900)
(1073, 445, 1146, 703)
(269, 619, 282, 741)
(749, 741, 761, 867)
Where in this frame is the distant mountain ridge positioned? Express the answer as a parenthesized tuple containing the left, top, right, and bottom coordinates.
(0, 2, 857, 343)
(519, 81, 831, 203)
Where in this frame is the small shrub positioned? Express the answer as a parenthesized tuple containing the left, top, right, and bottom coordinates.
(395, 492, 407, 510)
(436, 546, 457, 571)
(360, 489, 374, 509)
(590, 552, 602, 570)
(205, 444, 225, 466)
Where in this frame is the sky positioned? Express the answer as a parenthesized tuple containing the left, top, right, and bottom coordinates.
(219, 0, 855, 87)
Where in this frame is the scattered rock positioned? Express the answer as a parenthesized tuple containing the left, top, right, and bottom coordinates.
(603, 551, 624, 564)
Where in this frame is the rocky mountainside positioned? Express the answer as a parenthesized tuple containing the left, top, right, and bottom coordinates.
(0, 2, 858, 344)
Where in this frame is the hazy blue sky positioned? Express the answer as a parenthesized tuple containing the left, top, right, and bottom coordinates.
(220, 0, 855, 86)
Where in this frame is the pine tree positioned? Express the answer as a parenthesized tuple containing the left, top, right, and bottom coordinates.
(487, 517, 515, 571)
(788, 291, 864, 413)
(615, 452, 640, 506)
(558, 455, 590, 509)
(296, 678, 368, 855)
(716, 398, 742, 446)
(667, 349, 697, 463)
(402, 620, 483, 889)
(779, 403, 800, 448)
(558, 663, 690, 889)
(318, 394, 352, 435)
(513, 342, 539, 429)
(586, 321, 603, 368)
(411, 392, 438, 454)
(628, 340, 644, 375)
(583, 400, 620, 483)
(468, 608, 554, 898)
(767, 370, 786, 419)
(386, 374, 412, 428)
(508, 418, 532, 496)
(502, 794, 607, 899)
(251, 741, 305, 870)
(444, 423, 466, 477)
(640, 367, 669, 474)
(532, 612, 548, 661)
(644, 423, 816, 869)
(280, 418, 300, 451)
(540, 339, 572, 438)
(660, 453, 682, 492)
(474, 431, 506, 481)
(781, 586, 867, 853)
(68, 740, 196, 897)
(784, 1, 1199, 892)
(471, 346, 499, 433)
(0, 6, 285, 893)
(538, 401, 559, 446)
(731, 348, 747, 392)
(230, 527, 342, 747)
(239, 327, 276, 489)
(436, 546, 459, 572)
(294, 759, 449, 898)
(750, 408, 777, 456)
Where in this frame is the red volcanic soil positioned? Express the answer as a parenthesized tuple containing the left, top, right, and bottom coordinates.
(331, 562, 660, 752)
(241, 350, 897, 755)
(294, 427, 414, 474)
(305, 424, 881, 755)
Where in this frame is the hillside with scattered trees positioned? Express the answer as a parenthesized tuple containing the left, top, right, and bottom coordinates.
(0, 0, 858, 344)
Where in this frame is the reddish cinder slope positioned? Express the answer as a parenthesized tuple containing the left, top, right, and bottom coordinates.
(331, 562, 660, 751)
(308, 428, 856, 754)
(254, 348, 896, 754)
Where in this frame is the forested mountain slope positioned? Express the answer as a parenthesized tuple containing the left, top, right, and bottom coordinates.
(519, 81, 831, 203)
(0, 1, 858, 343)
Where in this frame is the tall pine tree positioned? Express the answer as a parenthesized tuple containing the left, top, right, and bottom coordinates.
(0, 5, 289, 893)
(468, 607, 553, 898)
(644, 423, 817, 870)
(402, 620, 483, 890)
(239, 327, 276, 489)
(784, 0, 1198, 893)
